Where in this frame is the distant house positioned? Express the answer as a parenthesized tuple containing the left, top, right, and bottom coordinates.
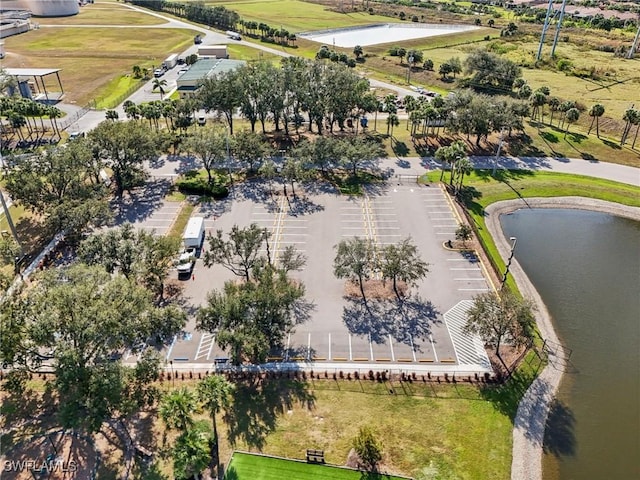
(175, 58, 245, 99)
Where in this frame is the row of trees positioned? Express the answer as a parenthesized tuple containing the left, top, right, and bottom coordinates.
(0, 95, 64, 146)
(130, 0, 239, 31)
(159, 376, 234, 479)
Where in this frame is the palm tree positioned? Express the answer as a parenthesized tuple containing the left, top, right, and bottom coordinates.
(558, 101, 574, 130)
(105, 110, 119, 121)
(620, 107, 637, 146)
(353, 45, 363, 60)
(564, 107, 580, 138)
(132, 65, 142, 79)
(548, 97, 560, 126)
(386, 113, 399, 139)
(197, 375, 234, 474)
(152, 78, 168, 100)
(160, 387, 199, 433)
(529, 91, 546, 122)
(456, 157, 474, 192)
(172, 420, 213, 480)
(587, 103, 605, 137)
(47, 105, 63, 138)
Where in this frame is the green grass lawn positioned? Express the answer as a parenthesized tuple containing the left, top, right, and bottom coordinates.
(205, 0, 394, 33)
(2, 27, 196, 105)
(35, 2, 165, 25)
(225, 452, 409, 480)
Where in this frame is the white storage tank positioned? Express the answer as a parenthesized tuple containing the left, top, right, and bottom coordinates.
(13, 0, 79, 17)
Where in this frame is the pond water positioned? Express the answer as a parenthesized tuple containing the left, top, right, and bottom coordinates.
(298, 23, 479, 48)
(501, 209, 640, 480)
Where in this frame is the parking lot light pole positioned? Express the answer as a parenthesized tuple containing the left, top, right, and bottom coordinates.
(492, 127, 506, 177)
(501, 236, 517, 290)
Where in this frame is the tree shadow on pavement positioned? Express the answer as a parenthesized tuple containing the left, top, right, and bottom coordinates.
(224, 378, 315, 450)
(113, 178, 172, 224)
(342, 295, 440, 345)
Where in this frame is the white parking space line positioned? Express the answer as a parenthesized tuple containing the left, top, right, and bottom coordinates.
(348, 334, 353, 361)
(307, 333, 311, 360)
(285, 332, 291, 361)
(166, 335, 177, 361)
(388, 335, 395, 362)
(369, 334, 374, 361)
(458, 288, 490, 291)
(429, 334, 439, 363)
(409, 335, 417, 362)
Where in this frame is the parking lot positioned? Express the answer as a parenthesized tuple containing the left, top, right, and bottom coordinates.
(124, 177, 493, 373)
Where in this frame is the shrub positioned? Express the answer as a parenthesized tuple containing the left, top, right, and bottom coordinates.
(175, 171, 229, 199)
(557, 59, 573, 72)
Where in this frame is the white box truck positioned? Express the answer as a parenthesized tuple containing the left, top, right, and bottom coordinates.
(176, 217, 205, 276)
(162, 53, 179, 70)
(183, 216, 205, 249)
(226, 30, 241, 40)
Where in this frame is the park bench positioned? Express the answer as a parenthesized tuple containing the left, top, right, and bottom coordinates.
(306, 449, 325, 464)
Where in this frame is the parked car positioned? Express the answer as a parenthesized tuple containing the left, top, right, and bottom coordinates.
(175, 247, 196, 277)
(197, 115, 206, 126)
(68, 131, 85, 140)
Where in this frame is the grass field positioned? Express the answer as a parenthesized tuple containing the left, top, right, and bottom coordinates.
(1, 27, 196, 105)
(210, 378, 513, 480)
(205, 0, 394, 33)
(35, 2, 165, 25)
(225, 452, 409, 480)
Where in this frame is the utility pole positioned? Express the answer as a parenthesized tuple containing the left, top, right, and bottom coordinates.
(551, 0, 568, 58)
(536, 0, 555, 61)
(628, 23, 640, 59)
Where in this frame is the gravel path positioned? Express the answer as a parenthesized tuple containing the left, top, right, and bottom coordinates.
(484, 197, 640, 480)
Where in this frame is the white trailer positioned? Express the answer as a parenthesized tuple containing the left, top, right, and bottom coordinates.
(182, 216, 205, 249)
(162, 53, 179, 70)
(197, 45, 228, 59)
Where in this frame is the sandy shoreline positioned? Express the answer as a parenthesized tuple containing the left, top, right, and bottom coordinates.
(483, 197, 640, 480)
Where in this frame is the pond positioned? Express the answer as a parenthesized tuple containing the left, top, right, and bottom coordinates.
(501, 208, 640, 480)
(298, 23, 479, 48)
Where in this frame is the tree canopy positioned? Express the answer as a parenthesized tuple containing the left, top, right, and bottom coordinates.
(89, 120, 160, 196)
(197, 263, 308, 365)
(0, 263, 186, 433)
(3, 142, 111, 238)
(464, 290, 536, 370)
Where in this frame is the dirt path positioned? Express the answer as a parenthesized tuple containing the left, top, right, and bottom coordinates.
(484, 197, 640, 480)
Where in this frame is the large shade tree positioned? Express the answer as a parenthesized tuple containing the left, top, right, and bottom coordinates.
(3, 142, 111, 238)
(89, 120, 160, 196)
(464, 290, 536, 372)
(197, 263, 307, 365)
(0, 264, 185, 435)
(334, 237, 376, 305)
(379, 238, 429, 301)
